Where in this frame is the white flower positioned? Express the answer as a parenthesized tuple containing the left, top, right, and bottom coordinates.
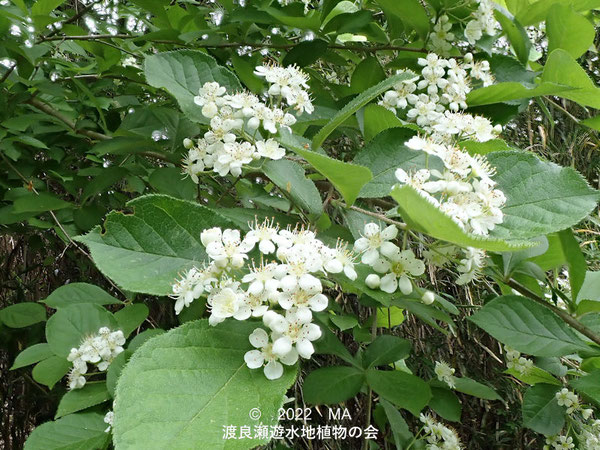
(213, 140, 255, 177)
(456, 247, 486, 285)
(194, 81, 227, 118)
(264, 309, 322, 359)
(277, 281, 328, 315)
(103, 411, 114, 433)
(170, 267, 214, 315)
(242, 262, 280, 295)
(322, 242, 357, 280)
(207, 286, 249, 325)
(245, 218, 280, 254)
(68, 368, 86, 390)
(464, 19, 483, 44)
(353, 223, 399, 266)
(255, 139, 285, 160)
(244, 328, 298, 380)
(205, 228, 254, 269)
(434, 360, 456, 388)
(378, 249, 425, 294)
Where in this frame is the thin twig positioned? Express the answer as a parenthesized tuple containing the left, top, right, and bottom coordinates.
(335, 201, 407, 229)
(26, 97, 110, 141)
(39, 35, 428, 53)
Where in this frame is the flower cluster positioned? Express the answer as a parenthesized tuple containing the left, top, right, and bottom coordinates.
(379, 53, 496, 137)
(397, 135, 506, 237)
(544, 435, 575, 450)
(504, 345, 533, 375)
(464, 0, 498, 45)
(555, 388, 595, 419)
(420, 414, 462, 450)
(434, 361, 456, 389)
(183, 63, 312, 182)
(170, 219, 357, 379)
(353, 223, 425, 294)
(66, 327, 125, 390)
(422, 243, 487, 285)
(580, 420, 600, 450)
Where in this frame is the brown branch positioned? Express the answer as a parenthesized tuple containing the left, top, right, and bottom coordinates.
(505, 278, 600, 347)
(39, 35, 428, 53)
(26, 97, 110, 141)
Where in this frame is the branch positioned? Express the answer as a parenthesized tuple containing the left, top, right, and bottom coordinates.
(39, 35, 428, 53)
(505, 278, 600, 347)
(334, 200, 407, 229)
(26, 97, 110, 141)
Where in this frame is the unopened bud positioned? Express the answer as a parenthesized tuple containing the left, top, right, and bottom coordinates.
(183, 138, 194, 149)
(365, 274, 380, 289)
(422, 290, 435, 305)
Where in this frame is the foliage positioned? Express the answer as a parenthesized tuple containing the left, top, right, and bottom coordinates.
(1, 1, 600, 449)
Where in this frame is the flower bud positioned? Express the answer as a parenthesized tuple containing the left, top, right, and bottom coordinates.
(365, 274, 380, 289)
(422, 290, 435, 305)
(183, 138, 194, 149)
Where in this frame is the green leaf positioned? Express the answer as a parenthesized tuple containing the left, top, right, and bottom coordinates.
(13, 192, 71, 213)
(354, 128, 433, 198)
(114, 304, 149, 337)
(282, 39, 329, 67)
(313, 322, 358, 366)
(429, 387, 462, 422)
(11, 343, 54, 370)
(570, 370, 600, 405)
(113, 319, 296, 449)
(32, 356, 71, 389)
(329, 314, 358, 331)
(361, 104, 415, 142)
(31, 0, 67, 17)
(76, 194, 236, 295)
(514, 0, 600, 26)
(522, 384, 565, 436)
(144, 50, 241, 123)
(494, 10, 531, 65)
(363, 335, 411, 368)
(42, 283, 122, 308)
(505, 367, 561, 386)
(0, 302, 46, 328)
(453, 377, 501, 400)
(23, 412, 111, 450)
(366, 369, 431, 416)
(107, 350, 130, 397)
(312, 70, 416, 150)
(376, 0, 430, 38)
(557, 229, 587, 301)
(127, 328, 166, 352)
(467, 81, 574, 107)
(262, 159, 323, 220)
(547, 4, 595, 58)
(391, 185, 533, 251)
(487, 151, 599, 241)
(578, 271, 600, 303)
(541, 49, 600, 109)
(55, 383, 111, 418)
(149, 167, 198, 201)
(46, 304, 117, 358)
(469, 295, 590, 357)
(380, 398, 414, 448)
(350, 57, 385, 93)
(282, 138, 372, 206)
(461, 139, 514, 155)
(304, 366, 365, 404)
